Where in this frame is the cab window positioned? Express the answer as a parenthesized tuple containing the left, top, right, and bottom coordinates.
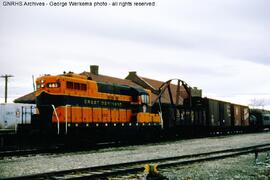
(141, 95, 149, 104)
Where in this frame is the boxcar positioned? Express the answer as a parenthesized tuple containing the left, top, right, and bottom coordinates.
(0, 103, 35, 133)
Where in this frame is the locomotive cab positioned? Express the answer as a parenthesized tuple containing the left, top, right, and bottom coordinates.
(137, 91, 160, 124)
(35, 76, 64, 130)
(36, 76, 62, 93)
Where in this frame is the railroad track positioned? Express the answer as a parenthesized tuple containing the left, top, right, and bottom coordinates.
(0, 141, 125, 158)
(4, 143, 270, 180)
(0, 147, 63, 158)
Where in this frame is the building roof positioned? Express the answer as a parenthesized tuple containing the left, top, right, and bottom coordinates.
(125, 71, 190, 104)
(13, 91, 35, 104)
(141, 76, 189, 104)
(80, 71, 141, 88)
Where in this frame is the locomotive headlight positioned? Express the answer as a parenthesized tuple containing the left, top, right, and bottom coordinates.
(41, 79, 45, 83)
(41, 84, 45, 88)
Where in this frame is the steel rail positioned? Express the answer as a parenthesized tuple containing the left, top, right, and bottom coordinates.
(0, 141, 123, 158)
(0, 147, 60, 158)
(3, 143, 270, 180)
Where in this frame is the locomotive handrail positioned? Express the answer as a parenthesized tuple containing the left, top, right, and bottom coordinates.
(159, 111, 164, 129)
(51, 105, 60, 135)
(65, 105, 71, 135)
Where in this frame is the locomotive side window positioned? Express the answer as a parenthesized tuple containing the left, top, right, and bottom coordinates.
(67, 81, 73, 89)
(81, 84, 87, 91)
(74, 83, 80, 90)
(66, 81, 87, 91)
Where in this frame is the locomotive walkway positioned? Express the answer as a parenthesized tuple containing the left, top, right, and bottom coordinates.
(1, 132, 270, 178)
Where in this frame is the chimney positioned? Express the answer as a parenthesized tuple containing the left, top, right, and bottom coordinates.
(126, 71, 137, 80)
(129, 71, 137, 76)
(90, 65, 99, 75)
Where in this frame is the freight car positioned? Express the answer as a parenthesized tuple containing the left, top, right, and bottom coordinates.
(0, 103, 35, 134)
(158, 97, 252, 136)
(33, 72, 161, 141)
(0, 103, 35, 148)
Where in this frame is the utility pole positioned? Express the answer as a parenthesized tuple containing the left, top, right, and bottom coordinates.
(1, 74, 13, 103)
(32, 75, 36, 91)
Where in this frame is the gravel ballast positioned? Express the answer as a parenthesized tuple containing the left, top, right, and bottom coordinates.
(111, 153, 270, 179)
(1, 132, 270, 178)
(159, 153, 270, 180)
(114, 153, 270, 179)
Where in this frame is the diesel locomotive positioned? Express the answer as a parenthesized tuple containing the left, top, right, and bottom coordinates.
(33, 72, 161, 139)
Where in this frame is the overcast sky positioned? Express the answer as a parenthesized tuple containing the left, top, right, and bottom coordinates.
(0, 0, 269, 109)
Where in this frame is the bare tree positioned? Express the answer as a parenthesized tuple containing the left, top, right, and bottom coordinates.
(249, 98, 265, 109)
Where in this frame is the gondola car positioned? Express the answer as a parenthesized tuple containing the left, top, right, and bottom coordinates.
(34, 72, 161, 139)
(177, 97, 250, 135)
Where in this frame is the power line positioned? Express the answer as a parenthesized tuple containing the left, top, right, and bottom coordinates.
(1, 74, 13, 103)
